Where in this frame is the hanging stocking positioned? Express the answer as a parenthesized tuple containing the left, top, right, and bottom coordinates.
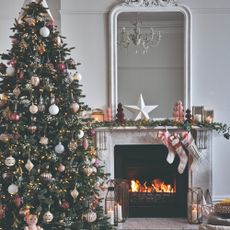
(168, 135, 188, 174)
(181, 131, 203, 171)
(158, 130, 175, 164)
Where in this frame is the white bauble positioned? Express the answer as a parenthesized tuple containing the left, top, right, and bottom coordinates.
(43, 211, 53, 223)
(82, 210, 97, 223)
(29, 103, 38, 114)
(78, 130, 84, 139)
(70, 187, 79, 200)
(70, 102, 79, 113)
(75, 72, 82, 81)
(25, 159, 34, 172)
(40, 26, 50, 37)
(91, 157, 96, 164)
(31, 75, 40, 87)
(6, 66, 15, 77)
(5, 156, 16, 167)
(92, 166, 97, 173)
(49, 104, 59, 115)
(55, 142, 65, 154)
(8, 184, 19, 195)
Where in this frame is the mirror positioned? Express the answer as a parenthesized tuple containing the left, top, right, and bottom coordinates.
(109, 0, 191, 119)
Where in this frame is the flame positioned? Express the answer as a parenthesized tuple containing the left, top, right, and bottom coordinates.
(130, 178, 176, 193)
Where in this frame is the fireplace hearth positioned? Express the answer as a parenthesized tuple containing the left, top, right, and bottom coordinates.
(114, 144, 188, 217)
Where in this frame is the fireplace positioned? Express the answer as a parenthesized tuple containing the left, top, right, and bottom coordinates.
(114, 144, 188, 217)
(96, 127, 212, 218)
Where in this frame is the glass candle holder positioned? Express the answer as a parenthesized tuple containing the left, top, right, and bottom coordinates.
(187, 187, 203, 224)
(192, 106, 204, 123)
(91, 108, 104, 122)
(204, 110, 214, 123)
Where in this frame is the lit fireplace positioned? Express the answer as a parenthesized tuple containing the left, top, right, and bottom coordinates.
(130, 178, 176, 193)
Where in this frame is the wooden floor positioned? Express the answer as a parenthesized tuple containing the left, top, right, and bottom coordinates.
(116, 218, 200, 230)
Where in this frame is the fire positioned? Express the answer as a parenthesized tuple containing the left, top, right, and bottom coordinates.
(130, 178, 176, 193)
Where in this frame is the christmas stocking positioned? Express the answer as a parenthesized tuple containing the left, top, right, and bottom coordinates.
(168, 135, 188, 174)
(181, 132, 202, 171)
(158, 130, 175, 164)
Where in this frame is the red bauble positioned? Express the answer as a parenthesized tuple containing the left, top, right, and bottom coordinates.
(13, 194, 22, 207)
(0, 204, 6, 220)
(9, 112, 20, 122)
(57, 63, 66, 72)
(88, 129, 96, 137)
(60, 200, 69, 209)
(8, 59, 17, 67)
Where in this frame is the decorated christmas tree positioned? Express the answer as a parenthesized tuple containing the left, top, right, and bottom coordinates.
(0, 1, 112, 229)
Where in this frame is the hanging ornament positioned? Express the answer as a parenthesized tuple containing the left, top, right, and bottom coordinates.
(0, 133, 9, 143)
(70, 187, 79, 200)
(19, 70, 24, 80)
(0, 204, 6, 220)
(6, 66, 15, 76)
(55, 142, 65, 154)
(25, 159, 34, 172)
(46, 19, 55, 30)
(8, 184, 19, 195)
(57, 62, 66, 72)
(19, 40, 28, 50)
(54, 36, 62, 46)
(27, 125, 37, 134)
(25, 17, 36, 26)
(38, 96, 45, 112)
(37, 44, 46, 55)
(13, 131, 20, 140)
(83, 166, 93, 176)
(60, 200, 69, 209)
(31, 75, 40, 87)
(9, 112, 20, 122)
(40, 172, 53, 182)
(49, 103, 59, 115)
(12, 194, 22, 207)
(67, 70, 75, 82)
(82, 210, 97, 223)
(8, 59, 17, 67)
(19, 205, 30, 217)
(92, 166, 97, 173)
(57, 163, 65, 172)
(40, 26, 50, 38)
(70, 102, 80, 113)
(29, 103, 38, 114)
(78, 130, 84, 139)
(73, 72, 82, 81)
(39, 136, 48, 145)
(13, 85, 21, 97)
(82, 138, 89, 150)
(68, 138, 78, 151)
(88, 129, 96, 137)
(5, 156, 16, 167)
(43, 211, 53, 223)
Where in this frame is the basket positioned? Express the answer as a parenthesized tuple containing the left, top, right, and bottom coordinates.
(214, 203, 230, 217)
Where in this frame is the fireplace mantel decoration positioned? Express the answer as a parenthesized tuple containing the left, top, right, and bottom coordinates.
(91, 118, 230, 140)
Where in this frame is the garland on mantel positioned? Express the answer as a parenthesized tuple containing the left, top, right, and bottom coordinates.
(91, 119, 230, 140)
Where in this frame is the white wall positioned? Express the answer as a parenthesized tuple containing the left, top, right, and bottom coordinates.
(1, 0, 230, 201)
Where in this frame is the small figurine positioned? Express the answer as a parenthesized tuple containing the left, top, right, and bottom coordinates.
(24, 214, 43, 230)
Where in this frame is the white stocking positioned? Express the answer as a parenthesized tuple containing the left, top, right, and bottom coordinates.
(158, 130, 175, 164)
(169, 135, 188, 174)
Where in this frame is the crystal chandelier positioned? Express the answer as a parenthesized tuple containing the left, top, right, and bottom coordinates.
(118, 18, 162, 54)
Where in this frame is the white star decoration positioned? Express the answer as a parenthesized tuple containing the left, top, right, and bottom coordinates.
(124, 94, 158, 120)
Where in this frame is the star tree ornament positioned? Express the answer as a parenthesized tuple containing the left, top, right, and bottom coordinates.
(124, 94, 158, 120)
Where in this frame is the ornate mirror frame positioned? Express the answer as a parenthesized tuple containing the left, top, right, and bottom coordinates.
(109, 0, 192, 118)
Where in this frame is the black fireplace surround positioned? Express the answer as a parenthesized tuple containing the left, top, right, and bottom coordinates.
(114, 144, 188, 217)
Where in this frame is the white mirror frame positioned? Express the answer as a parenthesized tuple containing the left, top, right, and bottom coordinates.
(109, 0, 192, 118)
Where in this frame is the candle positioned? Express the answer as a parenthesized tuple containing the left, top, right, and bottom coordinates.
(118, 204, 123, 222)
(194, 114, 202, 122)
(191, 207, 198, 222)
(108, 209, 114, 225)
(205, 115, 213, 123)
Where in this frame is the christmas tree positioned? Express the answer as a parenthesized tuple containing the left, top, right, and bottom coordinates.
(0, 1, 112, 229)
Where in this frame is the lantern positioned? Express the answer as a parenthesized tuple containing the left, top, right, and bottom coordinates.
(114, 179, 129, 222)
(91, 109, 104, 122)
(204, 110, 214, 123)
(187, 187, 203, 224)
(105, 181, 118, 226)
(192, 106, 204, 123)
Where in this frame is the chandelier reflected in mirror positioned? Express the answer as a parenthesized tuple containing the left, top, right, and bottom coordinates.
(118, 17, 162, 54)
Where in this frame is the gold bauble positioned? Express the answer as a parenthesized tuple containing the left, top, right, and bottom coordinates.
(25, 17, 36, 26)
(37, 44, 46, 55)
(0, 133, 9, 143)
(68, 138, 78, 151)
(13, 85, 21, 97)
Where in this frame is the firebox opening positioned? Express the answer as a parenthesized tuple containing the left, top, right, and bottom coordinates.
(114, 144, 188, 218)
